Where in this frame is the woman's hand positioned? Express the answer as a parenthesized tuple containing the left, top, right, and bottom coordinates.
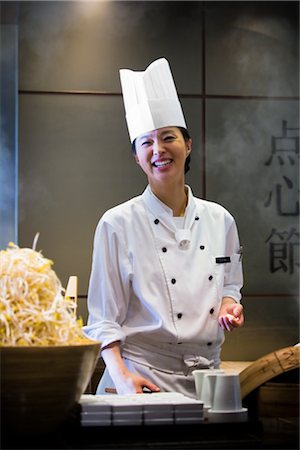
(101, 340, 160, 395)
(218, 297, 244, 332)
(112, 370, 160, 395)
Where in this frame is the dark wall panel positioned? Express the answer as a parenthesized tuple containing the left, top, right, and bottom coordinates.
(19, 1, 203, 93)
(206, 1, 299, 96)
(0, 24, 18, 248)
(206, 99, 299, 296)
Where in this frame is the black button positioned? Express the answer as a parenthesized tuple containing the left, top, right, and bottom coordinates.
(177, 313, 183, 319)
(200, 245, 205, 250)
(154, 219, 159, 225)
(207, 342, 212, 346)
(208, 275, 213, 281)
(162, 247, 167, 253)
(195, 216, 199, 221)
(171, 278, 176, 284)
(210, 308, 214, 314)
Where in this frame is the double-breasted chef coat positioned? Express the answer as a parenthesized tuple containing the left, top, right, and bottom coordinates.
(84, 185, 243, 396)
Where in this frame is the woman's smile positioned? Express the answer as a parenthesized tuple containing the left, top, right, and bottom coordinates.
(151, 158, 173, 170)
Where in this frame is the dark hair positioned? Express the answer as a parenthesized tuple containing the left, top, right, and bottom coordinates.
(131, 126, 191, 174)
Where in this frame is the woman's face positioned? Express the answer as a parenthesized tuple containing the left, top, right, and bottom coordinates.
(134, 127, 192, 187)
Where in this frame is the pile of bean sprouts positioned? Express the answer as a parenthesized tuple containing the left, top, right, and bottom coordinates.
(0, 240, 89, 346)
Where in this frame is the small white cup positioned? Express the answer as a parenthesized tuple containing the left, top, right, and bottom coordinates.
(192, 369, 224, 404)
(201, 373, 218, 409)
(211, 373, 242, 411)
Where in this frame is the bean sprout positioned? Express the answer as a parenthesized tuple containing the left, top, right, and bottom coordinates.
(0, 242, 89, 346)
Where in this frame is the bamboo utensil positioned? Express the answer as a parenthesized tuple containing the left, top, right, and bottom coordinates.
(239, 345, 300, 399)
(65, 275, 78, 303)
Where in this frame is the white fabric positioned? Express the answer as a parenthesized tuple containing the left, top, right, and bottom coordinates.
(96, 359, 201, 398)
(84, 185, 243, 371)
(96, 348, 215, 398)
(173, 216, 185, 229)
(120, 58, 186, 142)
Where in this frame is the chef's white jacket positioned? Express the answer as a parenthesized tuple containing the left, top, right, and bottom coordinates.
(84, 185, 243, 368)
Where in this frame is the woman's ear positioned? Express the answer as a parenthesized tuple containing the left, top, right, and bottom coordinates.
(134, 154, 140, 165)
(186, 138, 192, 155)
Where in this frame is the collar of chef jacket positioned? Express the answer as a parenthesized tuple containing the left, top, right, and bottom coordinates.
(141, 185, 198, 249)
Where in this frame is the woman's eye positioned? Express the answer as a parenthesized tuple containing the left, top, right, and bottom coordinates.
(164, 135, 175, 141)
(141, 141, 151, 146)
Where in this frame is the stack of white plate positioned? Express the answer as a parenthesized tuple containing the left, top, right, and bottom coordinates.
(80, 392, 204, 427)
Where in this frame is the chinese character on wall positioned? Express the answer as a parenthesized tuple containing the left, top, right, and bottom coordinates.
(264, 120, 299, 274)
(265, 228, 299, 274)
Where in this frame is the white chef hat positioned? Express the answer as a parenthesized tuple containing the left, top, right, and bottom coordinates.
(119, 58, 187, 143)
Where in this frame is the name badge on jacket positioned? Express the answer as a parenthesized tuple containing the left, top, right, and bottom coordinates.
(215, 256, 231, 264)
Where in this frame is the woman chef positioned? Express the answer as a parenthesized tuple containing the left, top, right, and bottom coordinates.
(83, 58, 244, 398)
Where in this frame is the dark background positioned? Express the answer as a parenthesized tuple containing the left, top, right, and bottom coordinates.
(1, 1, 299, 361)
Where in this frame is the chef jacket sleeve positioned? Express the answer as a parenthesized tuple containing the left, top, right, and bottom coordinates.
(83, 217, 132, 348)
(222, 218, 243, 302)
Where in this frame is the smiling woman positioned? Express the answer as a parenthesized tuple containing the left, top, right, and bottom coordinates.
(132, 126, 192, 174)
(133, 127, 191, 205)
(83, 58, 244, 398)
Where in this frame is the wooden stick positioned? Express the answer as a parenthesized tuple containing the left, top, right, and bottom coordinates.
(65, 275, 78, 303)
(105, 387, 117, 394)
